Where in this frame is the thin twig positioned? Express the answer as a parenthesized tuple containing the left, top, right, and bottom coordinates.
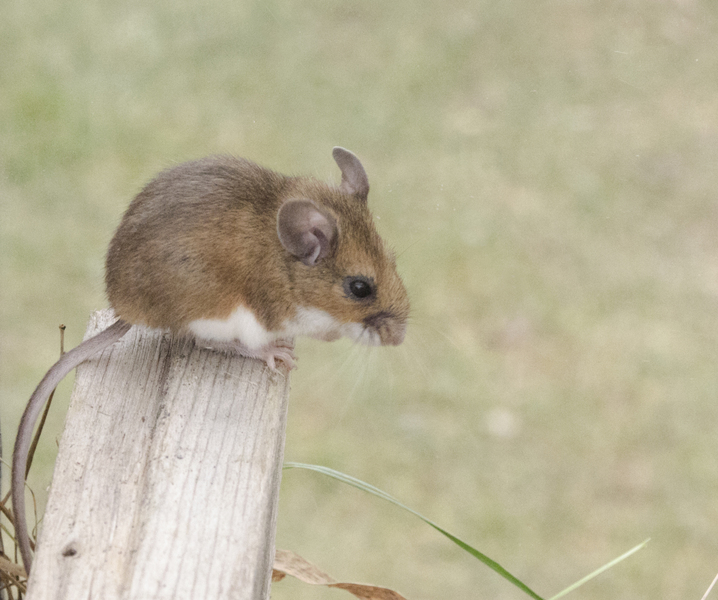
(0, 500, 13, 525)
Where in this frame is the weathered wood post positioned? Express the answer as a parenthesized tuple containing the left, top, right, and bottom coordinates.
(24, 309, 290, 600)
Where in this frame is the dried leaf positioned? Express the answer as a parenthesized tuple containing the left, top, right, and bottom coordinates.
(273, 548, 408, 600)
(0, 554, 27, 579)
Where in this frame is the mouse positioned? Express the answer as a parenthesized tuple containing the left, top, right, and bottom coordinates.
(13, 146, 410, 573)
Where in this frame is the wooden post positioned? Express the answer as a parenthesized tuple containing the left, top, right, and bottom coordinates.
(25, 310, 291, 600)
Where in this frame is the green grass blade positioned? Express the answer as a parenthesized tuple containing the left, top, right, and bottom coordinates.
(283, 462, 546, 600)
(700, 572, 718, 600)
(548, 539, 650, 600)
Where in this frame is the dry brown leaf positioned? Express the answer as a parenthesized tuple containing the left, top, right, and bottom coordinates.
(273, 548, 409, 600)
(0, 554, 27, 579)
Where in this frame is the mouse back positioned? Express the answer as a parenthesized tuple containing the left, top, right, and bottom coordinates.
(106, 155, 294, 330)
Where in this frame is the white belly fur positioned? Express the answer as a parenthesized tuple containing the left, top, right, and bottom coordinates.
(188, 305, 276, 350)
(187, 305, 368, 350)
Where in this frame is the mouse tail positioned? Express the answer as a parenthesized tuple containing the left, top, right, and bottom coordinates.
(12, 318, 132, 575)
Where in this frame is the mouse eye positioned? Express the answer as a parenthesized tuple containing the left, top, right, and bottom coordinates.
(344, 276, 375, 301)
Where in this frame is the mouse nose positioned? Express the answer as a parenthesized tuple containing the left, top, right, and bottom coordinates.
(364, 312, 407, 346)
(383, 321, 406, 346)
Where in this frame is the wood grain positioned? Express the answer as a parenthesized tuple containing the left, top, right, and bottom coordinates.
(26, 310, 290, 600)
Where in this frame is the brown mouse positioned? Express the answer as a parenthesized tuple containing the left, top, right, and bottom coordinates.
(13, 147, 410, 573)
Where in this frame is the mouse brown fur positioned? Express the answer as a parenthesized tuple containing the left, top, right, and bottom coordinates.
(13, 147, 409, 573)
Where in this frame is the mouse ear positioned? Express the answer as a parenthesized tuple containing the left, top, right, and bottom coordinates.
(277, 199, 338, 266)
(332, 147, 369, 202)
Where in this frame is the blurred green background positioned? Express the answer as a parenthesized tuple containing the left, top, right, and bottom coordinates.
(2, 0, 718, 598)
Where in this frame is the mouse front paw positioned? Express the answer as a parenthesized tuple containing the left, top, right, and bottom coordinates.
(201, 337, 297, 371)
(257, 340, 297, 372)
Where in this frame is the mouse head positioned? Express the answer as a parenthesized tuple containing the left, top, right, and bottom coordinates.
(277, 147, 409, 346)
